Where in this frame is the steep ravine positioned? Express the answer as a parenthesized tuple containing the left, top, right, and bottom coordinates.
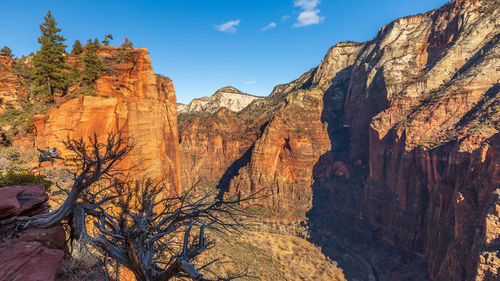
(179, 0, 500, 280)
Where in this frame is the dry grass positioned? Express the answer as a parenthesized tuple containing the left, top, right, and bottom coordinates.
(58, 238, 102, 281)
(199, 225, 346, 281)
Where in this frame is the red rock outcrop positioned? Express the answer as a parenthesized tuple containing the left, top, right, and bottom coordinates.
(32, 47, 181, 193)
(178, 108, 260, 190)
(0, 55, 26, 114)
(0, 184, 48, 219)
(0, 184, 67, 281)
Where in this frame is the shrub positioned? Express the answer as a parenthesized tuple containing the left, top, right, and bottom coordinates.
(120, 37, 133, 48)
(0, 100, 46, 134)
(0, 46, 14, 58)
(0, 146, 37, 172)
(59, 237, 100, 280)
(0, 171, 52, 191)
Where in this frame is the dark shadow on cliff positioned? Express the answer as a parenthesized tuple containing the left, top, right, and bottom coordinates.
(215, 144, 254, 200)
(306, 67, 432, 280)
(455, 83, 499, 127)
(215, 121, 270, 200)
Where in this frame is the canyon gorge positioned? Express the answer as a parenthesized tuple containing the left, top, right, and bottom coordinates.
(178, 0, 499, 279)
(0, 0, 498, 280)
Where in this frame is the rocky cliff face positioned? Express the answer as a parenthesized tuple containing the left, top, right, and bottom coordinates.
(0, 55, 26, 113)
(178, 0, 499, 279)
(32, 47, 181, 193)
(326, 0, 499, 279)
(178, 108, 261, 191)
(178, 86, 263, 114)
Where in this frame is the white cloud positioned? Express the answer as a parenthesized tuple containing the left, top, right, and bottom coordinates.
(261, 22, 277, 31)
(281, 15, 291, 22)
(294, 0, 320, 10)
(215, 19, 240, 33)
(293, 10, 324, 27)
(292, 0, 324, 27)
(244, 80, 256, 85)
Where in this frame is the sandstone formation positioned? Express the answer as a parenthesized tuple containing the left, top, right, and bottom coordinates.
(178, 0, 500, 279)
(32, 47, 181, 193)
(178, 108, 261, 190)
(0, 55, 26, 114)
(0, 184, 67, 281)
(178, 86, 263, 114)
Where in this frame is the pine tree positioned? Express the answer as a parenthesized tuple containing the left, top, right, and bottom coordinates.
(121, 37, 133, 48)
(82, 40, 104, 83)
(93, 38, 100, 46)
(101, 34, 113, 46)
(0, 46, 13, 58)
(72, 40, 83, 55)
(31, 10, 68, 102)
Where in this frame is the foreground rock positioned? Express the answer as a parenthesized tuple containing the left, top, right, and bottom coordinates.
(0, 184, 66, 281)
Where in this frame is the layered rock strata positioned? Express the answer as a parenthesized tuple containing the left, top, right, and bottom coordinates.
(0, 55, 26, 113)
(32, 47, 181, 193)
(179, 0, 500, 279)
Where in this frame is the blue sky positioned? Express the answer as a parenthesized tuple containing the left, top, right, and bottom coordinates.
(0, 0, 448, 104)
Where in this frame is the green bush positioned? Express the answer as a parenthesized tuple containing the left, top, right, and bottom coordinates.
(0, 171, 52, 191)
(0, 100, 47, 134)
(0, 146, 37, 173)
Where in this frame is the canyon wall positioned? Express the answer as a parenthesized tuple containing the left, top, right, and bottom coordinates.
(179, 0, 499, 279)
(32, 47, 181, 193)
(0, 55, 26, 113)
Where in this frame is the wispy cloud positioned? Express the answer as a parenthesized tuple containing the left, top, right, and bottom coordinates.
(281, 15, 291, 22)
(294, 0, 320, 10)
(215, 19, 240, 33)
(261, 22, 277, 31)
(244, 80, 256, 85)
(292, 0, 324, 27)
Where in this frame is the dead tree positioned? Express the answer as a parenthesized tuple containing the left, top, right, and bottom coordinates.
(16, 131, 133, 230)
(77, 178, 263, 281)
(13, 131, 265, 280)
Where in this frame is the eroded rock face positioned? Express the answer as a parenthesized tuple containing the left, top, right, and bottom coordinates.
(0, 55, 26, 114)
(0, 185, 66, 281)
(178, 108, 261, 190)
(179, 0, 499, 279)
(32, 47, 181, 193)
(311, 0, 499, 279)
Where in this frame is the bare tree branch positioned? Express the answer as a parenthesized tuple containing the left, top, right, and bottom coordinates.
(81, 178, 267, 281)
(16, 130, 134, 231)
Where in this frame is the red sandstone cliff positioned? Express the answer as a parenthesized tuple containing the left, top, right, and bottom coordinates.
(32, 47, 181, 193)
(178, 0, 499, 279)
(0, 55, 26, 114)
